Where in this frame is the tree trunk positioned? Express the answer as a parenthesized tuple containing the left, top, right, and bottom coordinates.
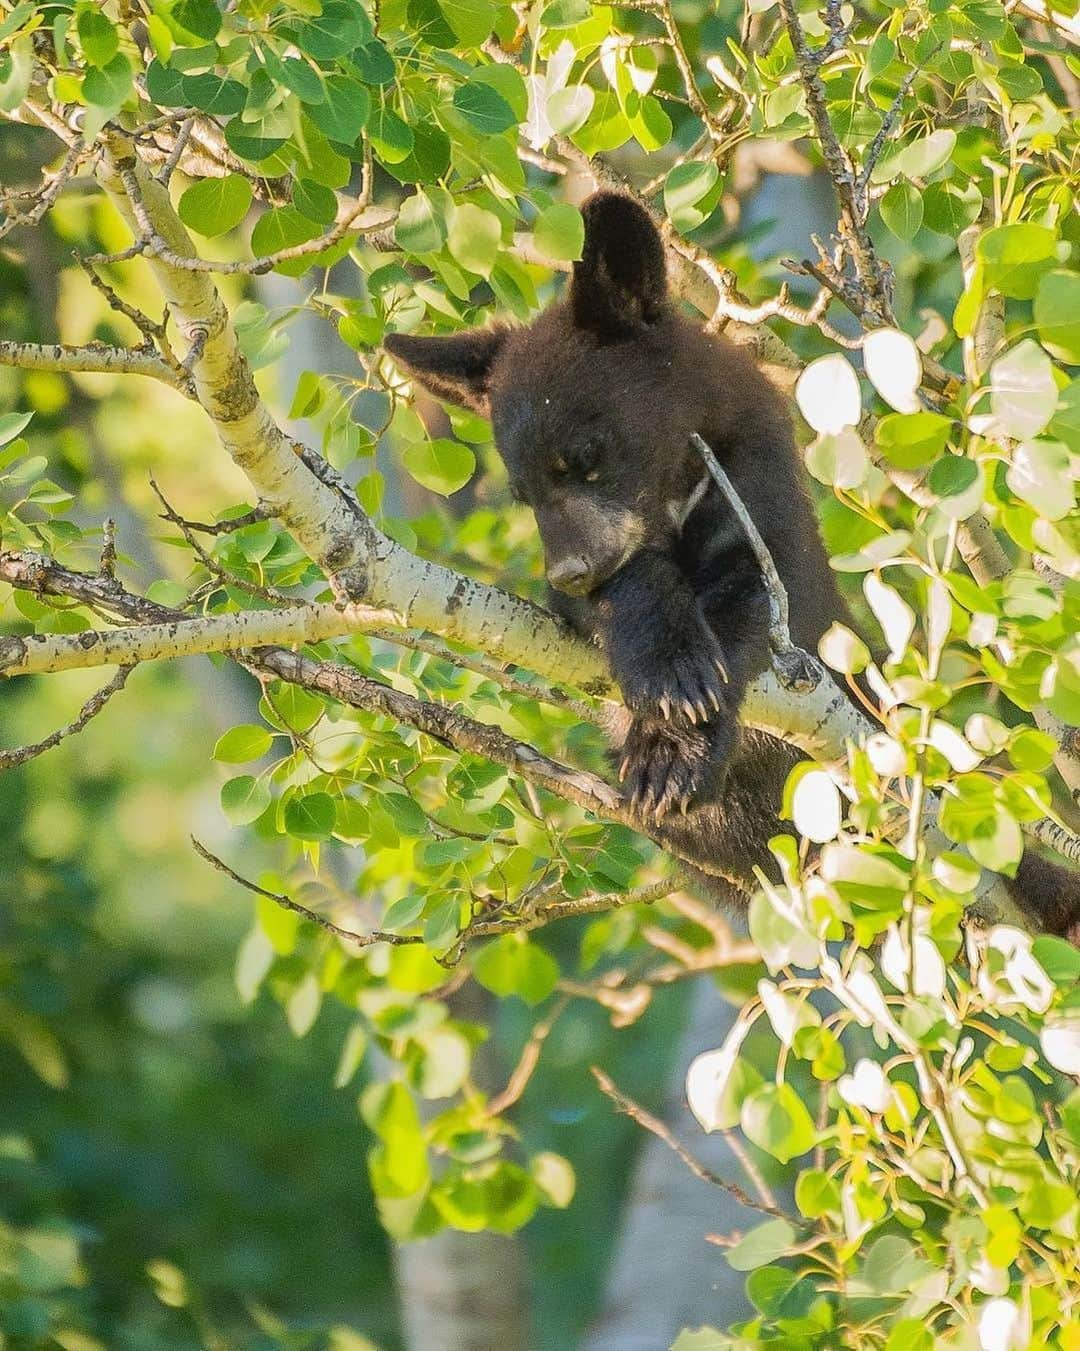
(582, 979, 754, 1350)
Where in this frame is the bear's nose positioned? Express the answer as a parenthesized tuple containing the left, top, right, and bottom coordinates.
(547, 556, 593, 595)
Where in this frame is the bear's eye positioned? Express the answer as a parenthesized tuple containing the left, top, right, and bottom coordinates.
(584, 468, 600, 483)
(550, 459, 570, 479)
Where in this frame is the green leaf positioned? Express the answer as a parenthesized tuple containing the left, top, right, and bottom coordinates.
(884, 1320, 934, 1351)
(224, 117, 287, 164)
(531, 1152, 575, 1208)
(453, 80, 517, 135)
(670, 1334, 726, 1351)
(220, 774, 272, 826)
(353, 40, 397, 86)
(293, 177, 337, 226)
(880, 180, 923, 241)
(1034, 270, 1080, 365)
(410, 1028, 471, 1098)
(145, 58, 188, 107)
(627, 94, 671, 151)
(741, 1083, 817, 1163)
(16, 1229, 80, 1293)
(438, 0, 497, 45)
(876, 411, 953, 468)
(928, 454, 979, 500)
(725, 1219, 798, 1271)
(235, 925, 273, 1004)
(0, 411, 33, 446)
(334, 1024, 369, 1088)
(746, 1265, 799, 1316)
(386, 122, 451, 184)
(664, 162, 719, 232)
(213, 724, 272, 763)
(181, 71, 246, 115)
(447, 203, 501, 277)
(795, 1168, 840, 1218)
(286, 974, 322, 1037)
(473, 934, 559, 1005)
(0, 35, 33, 113)
(262, 49, 324, 103)
(1032, 935, 1080, 985)
(82, 52, 133, 112)
(977, 222, 1058, 299)
(1006, 439, 1073, 521)
(898, 128, 955, 178)
(548, 84, 594, 135)
(748, 888, 818, 971)
(401, 437, 476, 495)
(295, 1, 372, 59)
(172, 0, 221, 41)
(177, 174, 253, 237)
(923, 181, 981, 236)
(76, 3, 119, 66)
(432, 1160, 538, 1234)
(941, 777, 1022, 874)
(1049, 379, 1080, 454)
(250, 206, 322, 260)
(395, 190, 448, 254)
(572, 89, 632, 155)
(307, 75, 370, 146)
(531, 203, 584, 263)
(283, 792, 337, 841)
(543, 0, 591, 24)
(257, 894, 299, 956)
(991, 340, 1057, 441)
(369, 108, 414, 165)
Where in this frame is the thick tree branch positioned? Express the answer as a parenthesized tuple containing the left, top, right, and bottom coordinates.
(96, 134, 375, 600)
(0, 548, 874, 759)
(0, 592, 396, 676)
(0, 339, 178, 383)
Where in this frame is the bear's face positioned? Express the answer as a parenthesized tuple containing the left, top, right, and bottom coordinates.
(384, 192, 701, 595)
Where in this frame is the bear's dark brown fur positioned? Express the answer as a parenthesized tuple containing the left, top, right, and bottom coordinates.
(385, 191, 1079, 938)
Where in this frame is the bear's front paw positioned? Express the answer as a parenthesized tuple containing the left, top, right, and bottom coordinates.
(618, 716, 734, 821)
(618, 631, 730, 728)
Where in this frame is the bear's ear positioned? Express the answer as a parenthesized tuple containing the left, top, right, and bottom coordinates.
(569, 191, 668, 338)
(382, 327, 507, 413)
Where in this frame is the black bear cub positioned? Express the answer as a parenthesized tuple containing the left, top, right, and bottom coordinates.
(385, 191, 1080, 939)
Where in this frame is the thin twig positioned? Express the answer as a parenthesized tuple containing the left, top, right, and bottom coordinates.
(191, 837, 419, 947)
(0, 144, 87, 240)
(0, 667, 132, 770)
(591, 1067, 801, 1223)
(158, 116, 195, 186)
(690, 433, 822, 692)
(149, 476, 299, 608)
(486, 996, 571, 1116)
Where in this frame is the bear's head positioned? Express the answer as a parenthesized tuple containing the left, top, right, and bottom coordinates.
(384, 192, 709, 597)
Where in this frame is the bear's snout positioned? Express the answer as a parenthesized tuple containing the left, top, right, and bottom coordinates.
(546, 555, 594, 596)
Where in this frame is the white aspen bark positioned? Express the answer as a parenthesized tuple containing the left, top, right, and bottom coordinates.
(582, 981, 754, 1351)
(393, 1234, 530, 1351)
(0, 340, 175, 381)
(96, 136, 374, 599)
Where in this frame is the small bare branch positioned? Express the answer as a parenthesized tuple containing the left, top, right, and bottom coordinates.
(0, 666, 132, 770)
(191, 838, 418, 947)
(691, 433, 823, 692)
(0, 144, 87, 240)
(591, 1066, 801, 1223)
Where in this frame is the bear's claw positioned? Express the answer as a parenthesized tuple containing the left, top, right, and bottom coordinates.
(618, 716, 733, 822)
